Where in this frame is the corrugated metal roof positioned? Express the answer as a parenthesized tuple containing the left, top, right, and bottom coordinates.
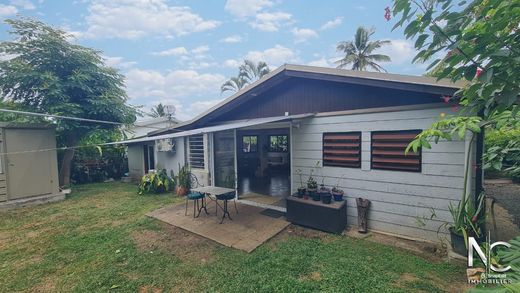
(114, 113, 314, 145)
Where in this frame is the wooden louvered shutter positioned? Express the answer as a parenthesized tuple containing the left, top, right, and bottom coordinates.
(371, 130, 421, 172)
(322, 132, 361, 168)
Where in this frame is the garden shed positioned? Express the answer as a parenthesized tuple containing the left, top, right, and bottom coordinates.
(0, 123, 61, 206)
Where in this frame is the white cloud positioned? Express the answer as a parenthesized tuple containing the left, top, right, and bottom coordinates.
(223, 45, 298, 69)
(152, 47, 189, 57)
(223, 59, 241, 68)
(320, 17, 343, 30)
(83, 0, 220, 39)
(9, 0, 35, 10)
(244, 45, 298, 68)
(103, 55, 137, 69)
(251, 11, 292, 32)
(220, 35, 243, 43)
(376, 39, 416, 65)
(291, 28, 318, 43)
(125, 68, 226, 120)
(186, 99, 223, 116)
(224, 0, 273, 18)
(307, 58, 334, 68)
(0, 5, 18, 16)
(192, 45, 210, 55)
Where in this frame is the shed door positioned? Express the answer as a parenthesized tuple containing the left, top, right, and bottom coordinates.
(5, 129, 54, 199)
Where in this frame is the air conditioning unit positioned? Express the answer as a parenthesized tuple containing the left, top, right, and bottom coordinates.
(156, 139, 175, 153)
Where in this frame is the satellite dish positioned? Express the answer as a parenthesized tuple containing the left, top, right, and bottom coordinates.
(164, 104, 176, 119)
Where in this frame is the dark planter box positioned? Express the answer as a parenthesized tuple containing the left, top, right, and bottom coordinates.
(286, 195, 347, 234)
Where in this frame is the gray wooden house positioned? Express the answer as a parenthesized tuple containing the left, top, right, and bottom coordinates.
(124, 64, 477, 242)
(0, 123, 61, 206)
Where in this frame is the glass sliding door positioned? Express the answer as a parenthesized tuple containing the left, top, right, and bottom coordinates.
(213, 130, 236, 189)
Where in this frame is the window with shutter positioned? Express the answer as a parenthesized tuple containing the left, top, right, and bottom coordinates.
(322, 132, 361, 168)
(188, 134, 205, 169)
(371, 130, 421, 172)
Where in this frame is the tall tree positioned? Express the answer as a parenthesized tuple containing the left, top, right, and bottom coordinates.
(0, 18, 136, 186)
(221, 76, 247, 94)
(239, 60, 270, 83)
(335, 26, 392, 72)
(149, 103, 166, 118)
(221, 60, 270, 94)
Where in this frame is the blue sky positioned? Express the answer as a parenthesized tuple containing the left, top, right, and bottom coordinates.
(0, 0, 427, 120)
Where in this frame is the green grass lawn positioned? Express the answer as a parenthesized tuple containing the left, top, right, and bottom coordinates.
(0, 182, 466, 292)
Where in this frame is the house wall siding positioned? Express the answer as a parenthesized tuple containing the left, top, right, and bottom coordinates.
(291, 107, 473, 241)
(127, 143, 145, 180)
(156, 137, 185, 177)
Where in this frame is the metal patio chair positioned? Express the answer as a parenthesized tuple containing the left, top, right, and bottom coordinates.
(184, 173, 208, 218)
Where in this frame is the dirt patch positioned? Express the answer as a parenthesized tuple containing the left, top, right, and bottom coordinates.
(393, 273, 470, 293)
(299, 271, 322, 282)
(269, 224, 332, 243)
(28, 276, 56, 293)
(132, 223, 216, 264)
(138, 285, 163, 293)
(486, 182, 520, 229)
(344, 227, 447, 263)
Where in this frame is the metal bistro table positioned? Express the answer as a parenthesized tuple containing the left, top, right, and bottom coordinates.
(191, 186, 236, 224)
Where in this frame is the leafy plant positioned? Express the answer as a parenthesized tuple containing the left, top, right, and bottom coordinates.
(332, 174, 345, 193)
(306, 161, 320, 190)
(177, 164, 191, 190)
(295, 169, 305, 189)
(137, 169, 174, 195)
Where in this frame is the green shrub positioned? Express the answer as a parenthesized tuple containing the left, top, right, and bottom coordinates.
(138, 169, 175, 195)
(177, 164, 191, 189)
(484, 128, 520, 181)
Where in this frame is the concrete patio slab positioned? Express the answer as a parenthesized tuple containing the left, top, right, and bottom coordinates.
(147, 200, 290, 253)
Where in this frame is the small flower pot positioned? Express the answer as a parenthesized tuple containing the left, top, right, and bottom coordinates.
(176, 186, 188, 197)
(449, 228, 485, 256)
(332, 190, 344, 201)
(307, 188, 318, 201)
(318, 187, 331, 204)
(321, 193, 332, 204)
(296, 187, 306, 198)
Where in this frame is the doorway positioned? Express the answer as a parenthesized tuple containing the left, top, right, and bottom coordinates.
(143, 144, 155, 172)
(236, 127, 290, 207)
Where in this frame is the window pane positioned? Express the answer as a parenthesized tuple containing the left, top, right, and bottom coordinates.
(269, 135, 288, 152)
(242, 135, 257, 153)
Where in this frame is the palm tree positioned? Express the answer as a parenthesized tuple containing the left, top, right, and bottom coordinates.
(149, 103, 166, 118)
(221, 60, 270, 94)
(221, 76, 247, 93)
(335, 26, 391, 72)
(239, 60, 270, 83)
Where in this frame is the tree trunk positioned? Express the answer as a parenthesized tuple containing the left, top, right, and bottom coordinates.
(59, 136, 77, 187)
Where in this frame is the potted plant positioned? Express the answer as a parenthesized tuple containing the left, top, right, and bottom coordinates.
(319, 182, 332, 204)
(176, 164, 191, 197)
(306, 171, 318, 201)
(331, 187, 344, 201)
(295, 169, 306, 198)
(331, 176, 344, 201)
(448, 192, 486, 255)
